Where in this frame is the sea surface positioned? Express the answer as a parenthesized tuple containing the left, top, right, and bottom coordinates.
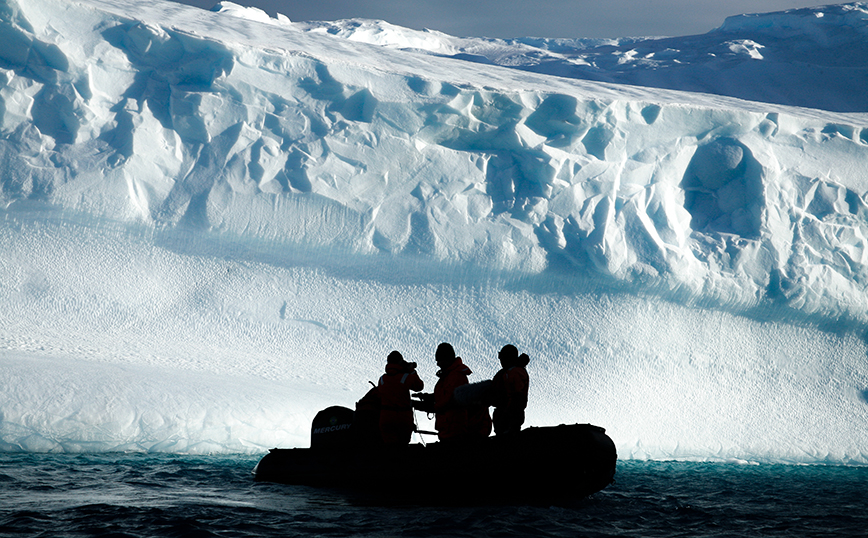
(1, 453, 866, 537)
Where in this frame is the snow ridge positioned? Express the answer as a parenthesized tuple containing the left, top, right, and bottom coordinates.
(296, 2, 868, 113)
(2, 0, 868, 329)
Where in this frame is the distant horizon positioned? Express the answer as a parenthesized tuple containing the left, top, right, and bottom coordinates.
(169, 0, 847, 39)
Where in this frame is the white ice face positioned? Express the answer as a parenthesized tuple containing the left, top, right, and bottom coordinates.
(0, 0, 867, 462)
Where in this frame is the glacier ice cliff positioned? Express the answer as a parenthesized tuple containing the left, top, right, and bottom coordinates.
(0, 0, 867, 462)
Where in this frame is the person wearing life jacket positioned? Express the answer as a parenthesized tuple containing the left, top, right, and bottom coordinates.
(378, 350, 424, 446)
(432, 343, 492, 442)
(491, 344, 530, 436)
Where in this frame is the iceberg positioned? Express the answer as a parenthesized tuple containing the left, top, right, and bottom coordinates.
(0, 0, 867, 463)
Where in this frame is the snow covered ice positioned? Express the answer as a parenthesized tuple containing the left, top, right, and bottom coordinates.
(1, 0, 867, 463)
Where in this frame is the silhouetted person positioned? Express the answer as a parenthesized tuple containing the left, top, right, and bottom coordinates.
(378, 350, 424, 446)
(491, 344, 529, 435)
(353, 382, 382, 448)
(433, 342, 491, 442)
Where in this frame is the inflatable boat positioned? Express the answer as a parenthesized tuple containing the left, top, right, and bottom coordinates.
(253, 405, 617, 503)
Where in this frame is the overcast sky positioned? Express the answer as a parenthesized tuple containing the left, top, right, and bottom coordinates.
(169, 0, 843, 39)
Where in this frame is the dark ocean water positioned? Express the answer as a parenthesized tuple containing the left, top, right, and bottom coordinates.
(1, 453, 866, 537)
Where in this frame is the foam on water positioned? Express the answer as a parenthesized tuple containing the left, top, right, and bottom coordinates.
(1, 0, 867, 462)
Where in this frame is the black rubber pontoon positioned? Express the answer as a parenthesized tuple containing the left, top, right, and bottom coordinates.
(254, 407, 616, 502)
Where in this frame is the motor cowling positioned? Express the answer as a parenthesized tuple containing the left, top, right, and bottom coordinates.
(310, 406, 355, 449)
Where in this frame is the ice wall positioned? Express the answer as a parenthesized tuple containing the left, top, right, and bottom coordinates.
(1, 0, 867, 461)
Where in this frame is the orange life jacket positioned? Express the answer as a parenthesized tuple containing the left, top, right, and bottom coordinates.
(378, 363, 424, 445)
(492, 365, 529, 435)
(493, 365, 529, 410)
(433, 357, 491, 440)
(433, 358, 469, 440)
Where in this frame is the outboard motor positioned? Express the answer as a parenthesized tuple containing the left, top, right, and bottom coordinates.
(310, 406, 355, 449)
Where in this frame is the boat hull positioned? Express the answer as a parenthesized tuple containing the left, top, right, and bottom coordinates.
(254, 423, 616, 502)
